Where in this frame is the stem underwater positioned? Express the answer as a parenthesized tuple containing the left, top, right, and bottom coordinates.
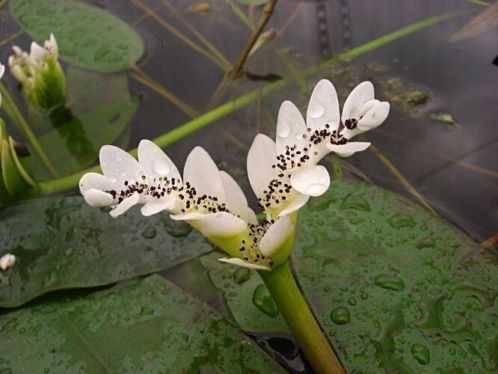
(260, 261, 345, 374)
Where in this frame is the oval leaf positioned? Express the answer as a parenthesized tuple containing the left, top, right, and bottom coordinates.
(0, 197, 212, 307)
(0, 275, 284, 373)
(10, 0, 145, 72)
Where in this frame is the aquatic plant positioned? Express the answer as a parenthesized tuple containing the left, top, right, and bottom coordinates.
(8, 34, 66, 112)
(79, 79, 389, 371)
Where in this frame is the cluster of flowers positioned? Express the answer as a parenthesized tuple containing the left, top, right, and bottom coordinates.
(80, 79, 389, 271)
(8, 34, 65, 111)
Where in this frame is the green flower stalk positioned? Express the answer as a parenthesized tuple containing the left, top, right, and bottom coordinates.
(0, 66, 37, 203)
(78, 79, 390, 373)
(8, 34, 66, 113)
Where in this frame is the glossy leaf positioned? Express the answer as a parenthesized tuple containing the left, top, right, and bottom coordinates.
(0, 197, 212, 308)
(25, 68, 138, 179)
(185, 178, 497, 372)
(10, 0, 145, 72)
(0, 275, 284, 373)
(294, 178, 498, 372)
(199, 252, 289, 333)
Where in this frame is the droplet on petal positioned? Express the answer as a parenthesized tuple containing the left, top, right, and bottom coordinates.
(278, 122, 291, 137)
(290, 165, 330, 197)
(153, 158, 170, 176)
(308, 103, 325, 119)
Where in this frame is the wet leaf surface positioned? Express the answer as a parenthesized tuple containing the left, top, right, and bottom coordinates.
(180, 178, 497, 372)
(10, 0, 145, 72)
(295, 178, 498, 373)
(0, 275, 284, 373)
(0, 197, 212, 308)
(24, 68, 138, 179)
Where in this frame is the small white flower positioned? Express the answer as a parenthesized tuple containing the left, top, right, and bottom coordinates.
(0, 253, 16, 271)
(247, 79, 389, 219)
(79, 79, 389, 272)
(8, 34, 65, 110)
(340, 81, 390, 140)
(0, 63, 4, 107)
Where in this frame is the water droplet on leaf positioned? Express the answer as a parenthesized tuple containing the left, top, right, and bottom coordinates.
(388, 213, 416, 229)
(330, 306, 350, 324)
(234, 268, 250, 284)
(141, 226, 157, 239)
(374, 274, 405, 291)
(252, 284, 279, 318)
(411, 344, 430, 365)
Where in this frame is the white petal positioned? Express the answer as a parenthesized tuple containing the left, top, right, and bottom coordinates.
(358, 101, 390, 129)
(341, 81, 374, 123)
(278, 193, 310, 217)
(141, 195, 178, 216)
(0, 64, 4, 79)
(187, 212, 247, 238)
(220, 171, 258, 225)
(290, 165, 330, 197)
(0, 253, 16, 271)
(183, 146, 225, 201)
(46, 33, 58, 55)
(306, 79, 340, 131)
(219, 257, 271, 271)
(171, 211, 206, 221)
(79, 172, 114, 194)
(247, 134, 277, 200)
(260, 216, 294, 257)
(83, 189, 114, 208)
(327, 142, 371, 157)
(99, 145, 143, 185)
(138, 140, 181, 183)
(109, 193, 141, 218)
(276, 100, 307, 155)
(29, 41, 47, 61)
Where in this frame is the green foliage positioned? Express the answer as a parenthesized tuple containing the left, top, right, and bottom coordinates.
(0, 197, 212, 308)
(10, 0, 145, 72)
(175, 179, 498, 372)
(0, 179, 496, 372)
(0, 275, 283, 373)
(24, 68, 138, 179)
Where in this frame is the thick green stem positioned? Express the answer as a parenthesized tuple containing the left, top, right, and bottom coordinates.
(0, 84, 59, 177)
(260, 261, 345, 374)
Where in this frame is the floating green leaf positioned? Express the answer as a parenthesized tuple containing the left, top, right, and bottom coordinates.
(10, 0, 145, 72)
(294, 178, 498, 373)
(24, 68, 138, 179)
(198, 253, 289, 333)
(182, 178, 497, 372)
(0, 197, 212, 308)
(0, 275, 284, 373)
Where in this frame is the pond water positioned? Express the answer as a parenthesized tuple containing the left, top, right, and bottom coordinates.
(0, 0, 496, 373)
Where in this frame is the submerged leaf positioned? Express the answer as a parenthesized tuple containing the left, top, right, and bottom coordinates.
(0, 197, 212, 308)
(24, 68, 138, 179)
(0, 275, 284, 372)
(10, 0, 145, 72)
(449, 3, 498, 43)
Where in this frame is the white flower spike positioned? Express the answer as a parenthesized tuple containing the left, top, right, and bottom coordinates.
(8, 34, 66, 110)
(247, 79, 389, 220)
(80, 79, 389, 272)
